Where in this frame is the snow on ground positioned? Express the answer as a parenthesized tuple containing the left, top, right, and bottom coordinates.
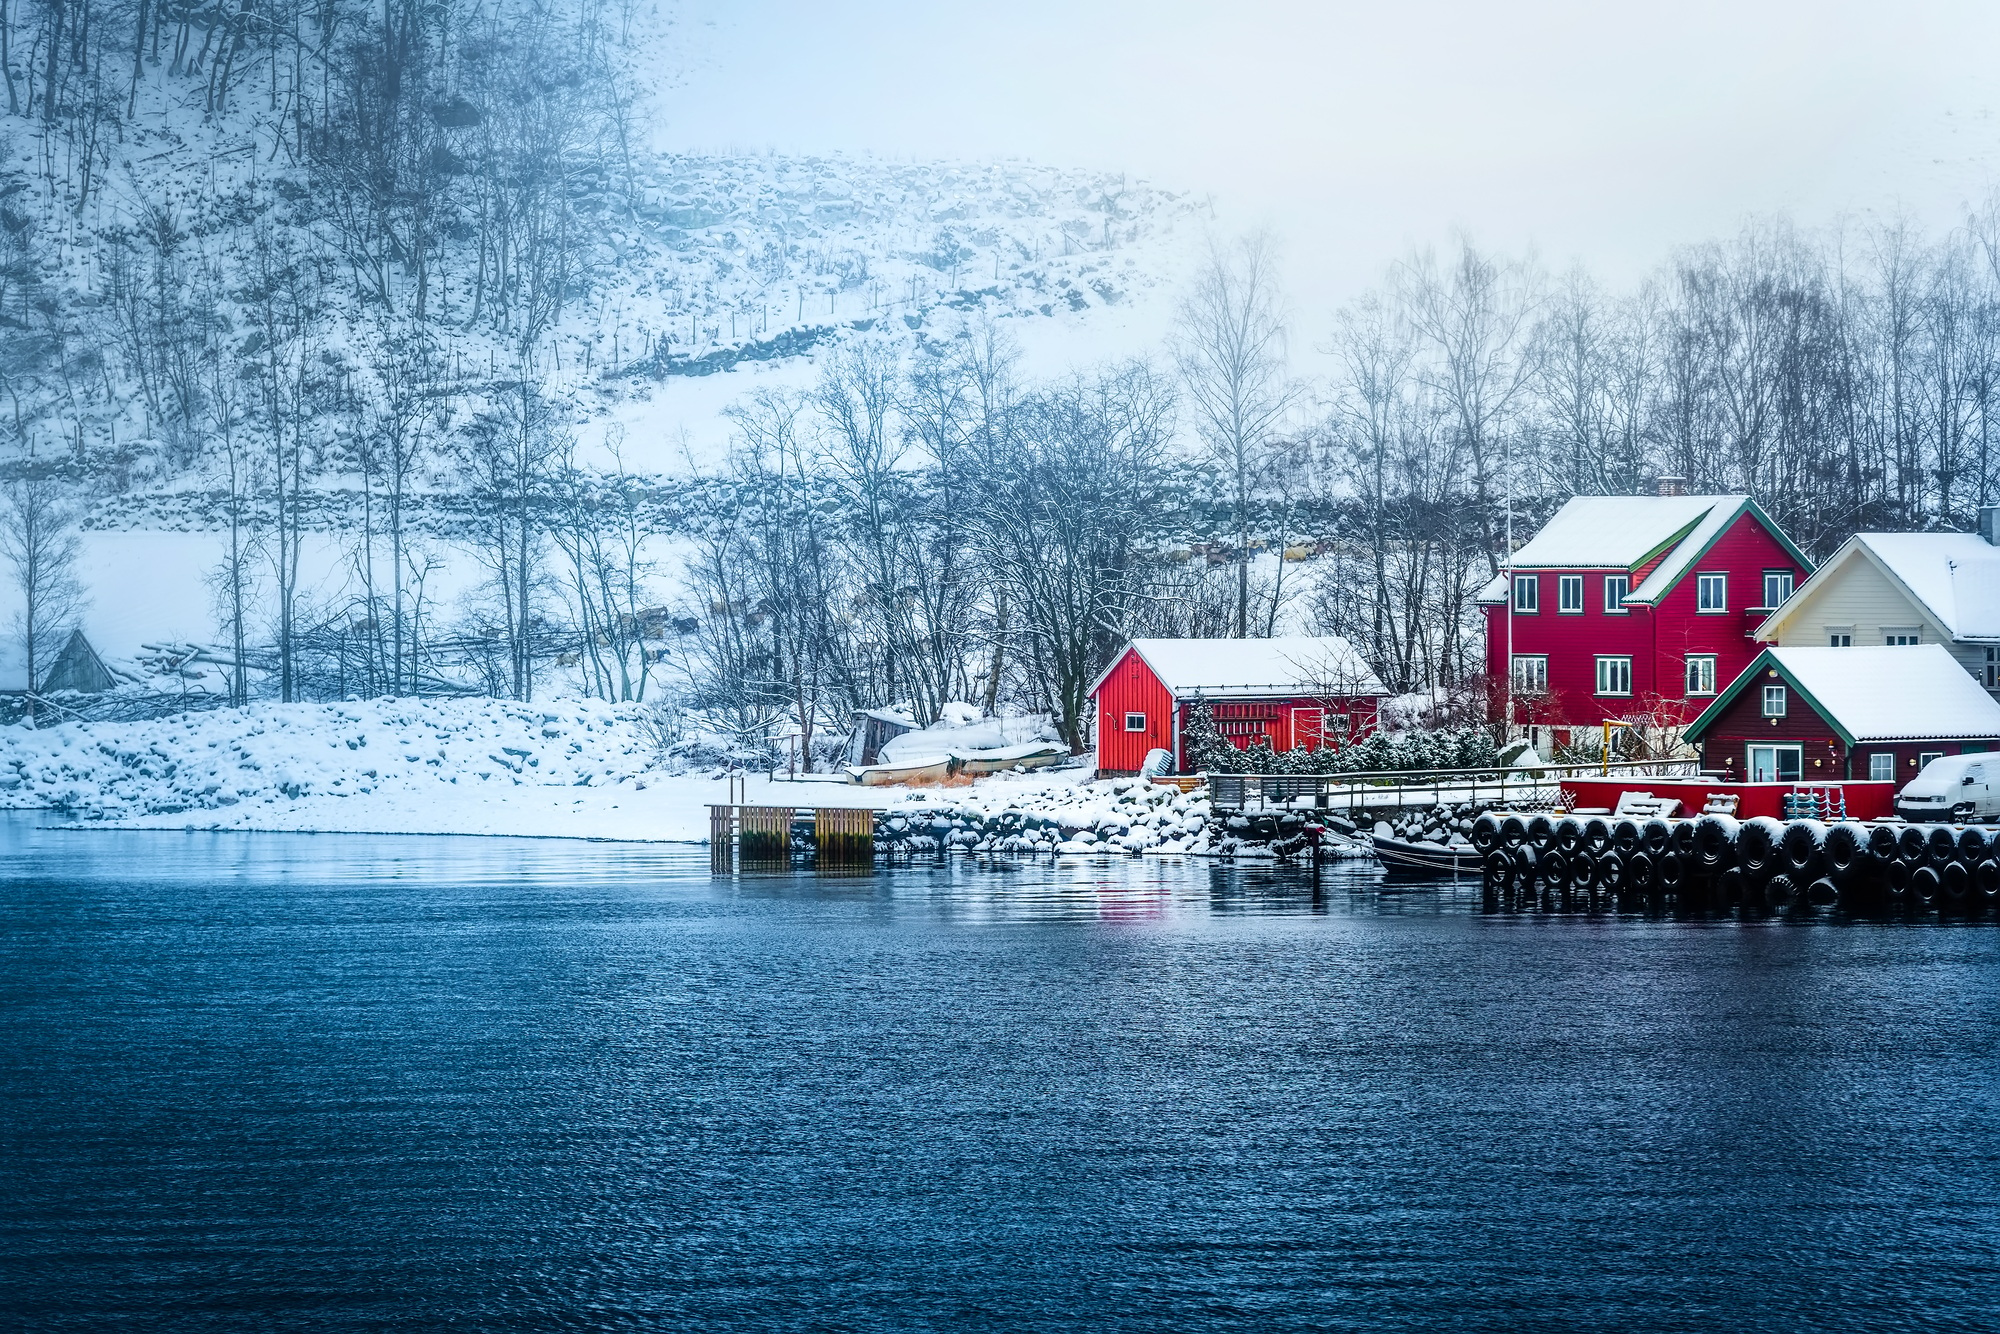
(0, 697, 922, 842)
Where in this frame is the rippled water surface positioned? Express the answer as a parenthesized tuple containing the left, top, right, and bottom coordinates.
(4, 812, 1999, 1332)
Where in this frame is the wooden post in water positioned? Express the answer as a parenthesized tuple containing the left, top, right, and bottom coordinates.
(815, 807, 874, 869)
(709, 805, 736, 874)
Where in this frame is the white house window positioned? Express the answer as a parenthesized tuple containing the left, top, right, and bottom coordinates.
(1869, 753, 1894, 782)
(1919, 751, 1945, 771)
(1511, 655, 1548, 693)
(1696, 573, 1727, 612)
(1513, 575, 1539, 613)
(1558, 575, 1584, 613)
(1685, 655, 1717, 696)
(1595, 656, 1632, 696)
(1828, 632, 1852, 647)
(1603, 574, 1629, 613)
(1986, 648, 1998, 689)
(1762, 684, 1787, 717)
(1885, 631, 1920, 646)
(1123, 712, 1147, 732)
(1762, 570, 1794, 607)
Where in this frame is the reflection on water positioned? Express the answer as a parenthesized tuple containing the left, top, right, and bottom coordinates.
(4, 811, 1999, 1332)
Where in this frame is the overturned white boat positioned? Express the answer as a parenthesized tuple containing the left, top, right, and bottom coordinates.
(950, 741, 1070, 775)
(844, 756, 957, 786)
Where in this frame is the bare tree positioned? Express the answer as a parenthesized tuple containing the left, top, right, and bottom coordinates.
(0, 469, 84, 717)
(1173, 231, 1300, 637)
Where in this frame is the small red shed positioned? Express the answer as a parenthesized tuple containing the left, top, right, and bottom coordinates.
(1684, 644, 2000, 783)
(1088, 636, 1388, 775)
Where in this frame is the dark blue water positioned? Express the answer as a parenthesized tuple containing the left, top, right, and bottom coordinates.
(4, 813, 1999, 1332)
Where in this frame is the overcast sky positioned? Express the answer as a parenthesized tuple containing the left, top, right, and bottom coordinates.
(652, 1, 2000, 317)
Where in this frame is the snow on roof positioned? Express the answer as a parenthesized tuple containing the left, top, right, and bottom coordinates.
(1722, 645, 2000, 743)
(1474, 495, 1755, 603)
(1096, 636, 1387, 699)
(1855, 533, 2000, 640)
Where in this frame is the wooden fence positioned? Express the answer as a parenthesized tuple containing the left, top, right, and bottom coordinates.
(709, 804, 877, 872)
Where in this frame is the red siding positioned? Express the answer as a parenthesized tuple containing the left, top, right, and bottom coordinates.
(1487, 511, 1805, 730)
(1091, 645, 1385, 774)
(1692, 660, 2000, 779)
(1092, 648, 1176, 773)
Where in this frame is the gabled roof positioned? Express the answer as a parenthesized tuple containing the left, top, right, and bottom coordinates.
(1474, 495, 1810, 605)
(1756, 531, 2000, 644)
(1089, 636, 1386, 700)
(1685, 644, 2000, 746)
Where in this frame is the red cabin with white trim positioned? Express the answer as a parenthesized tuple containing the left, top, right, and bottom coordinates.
(1088, 636, 1387, 775)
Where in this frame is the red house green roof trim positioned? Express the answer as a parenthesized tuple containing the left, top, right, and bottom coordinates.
(1683, 648, 1853, 747)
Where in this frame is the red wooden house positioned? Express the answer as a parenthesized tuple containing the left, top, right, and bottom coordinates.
(1683, 644, 2000, 783)
(1089, 636, 1387, 775)
(1476, 488, 1811, 743)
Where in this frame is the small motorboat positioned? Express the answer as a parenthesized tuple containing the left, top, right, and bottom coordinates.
(1371, 832, 1483, 879)
(950, 742, 1070, 775)
(844, 756, 956, 786)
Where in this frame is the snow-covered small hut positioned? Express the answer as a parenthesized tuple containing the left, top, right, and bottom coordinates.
(39, 630, 117, 694)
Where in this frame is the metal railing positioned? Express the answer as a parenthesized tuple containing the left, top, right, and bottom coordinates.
(1206, 759, 1701, 814)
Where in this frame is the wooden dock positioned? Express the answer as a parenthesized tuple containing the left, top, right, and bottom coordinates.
(709, 805, 882, 873)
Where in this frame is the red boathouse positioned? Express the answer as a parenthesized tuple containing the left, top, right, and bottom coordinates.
(1682, 644, 2000, 783)
(1477, 488, 1811, 740)
(1089, 636, 1387, 775)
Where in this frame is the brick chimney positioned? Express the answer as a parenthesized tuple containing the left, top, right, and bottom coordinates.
(1656, 476, 1688, 498)
(1980, 504, 2000, 546)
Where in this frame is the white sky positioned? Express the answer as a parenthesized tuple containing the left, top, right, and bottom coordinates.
(652, 0, 2000, 316)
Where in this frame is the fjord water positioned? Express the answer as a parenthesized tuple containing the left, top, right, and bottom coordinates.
(3, 813, 1998, 1332)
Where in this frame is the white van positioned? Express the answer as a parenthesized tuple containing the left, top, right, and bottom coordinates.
(1896, 754, 2000, 823)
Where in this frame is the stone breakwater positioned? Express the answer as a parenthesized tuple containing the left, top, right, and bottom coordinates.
(871, 777, 1415, 861)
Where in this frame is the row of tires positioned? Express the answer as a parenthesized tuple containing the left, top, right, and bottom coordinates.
(1471, 811, 2000, 911)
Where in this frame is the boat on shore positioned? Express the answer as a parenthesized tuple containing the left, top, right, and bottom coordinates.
(1372, 832, 1482, 878)
(845, 757, 957, 786)
(950, 742, 1070, 776)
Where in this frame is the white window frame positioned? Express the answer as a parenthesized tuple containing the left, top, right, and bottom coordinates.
(1884, 630, 1920, 646)
(1762, 684, 1787, 717)
(1748, 743, 1803, 782)
(1761, 570, 1794, 608)
(1511, 655, 1548, 693)
(1123, 712, 1147, 733)
(1512, 574, 1539, 613)
(1595, 655, 1632, 696)
(1684, 654, 1717, 696)
(1919, 751, 1945, 770)
(1696, 572, 1727, 613)
(1603, 574, 1630, 613)
(1557, 574, 1584, 614)
(1868, 752, 1894, 782)
(1828, 631, 1852, 647)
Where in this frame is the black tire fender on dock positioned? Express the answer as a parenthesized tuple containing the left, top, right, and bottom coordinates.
(1975, 858, 2000, 904)
(1583, 817, 1613, 854)
(1765, 872, 1801, 909)
(1471, 814, 1503, 855)
(1940, 860, 1972, 906)
(1910, 863, 1941, 907)
(1612, 818, 1643, 856)
(1592, 851, 1623, 890)
(1695, 814, 1739, 867)
(1867, 824, 1901, 861)
(1823, 821, 1868, 874)
(1500, 815, 1528, 850)
(1554, 817, 1586, 856)
(1806, 876, 1840, 907)
(1739, 817, 1784, 874)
